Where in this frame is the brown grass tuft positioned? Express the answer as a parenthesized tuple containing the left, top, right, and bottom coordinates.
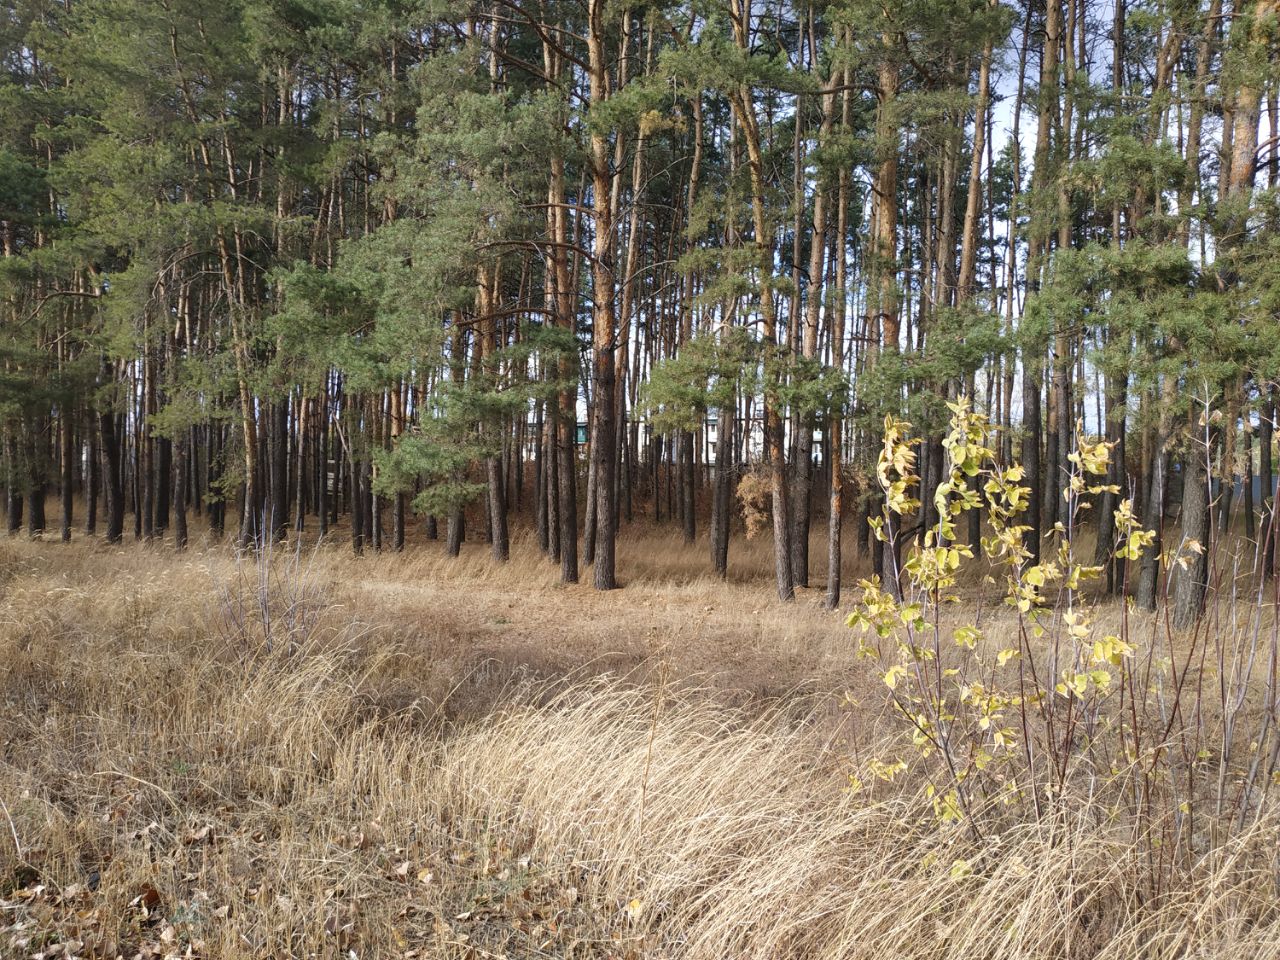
(2, 533, 1279, 958)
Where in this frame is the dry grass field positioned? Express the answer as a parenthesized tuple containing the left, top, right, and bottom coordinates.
(4, 526, 1280, 959)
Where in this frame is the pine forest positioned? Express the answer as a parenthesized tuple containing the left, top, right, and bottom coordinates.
(4, 1, 1280, 957)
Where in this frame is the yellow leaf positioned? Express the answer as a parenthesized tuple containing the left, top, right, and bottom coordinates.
(883, 664, 908, 690)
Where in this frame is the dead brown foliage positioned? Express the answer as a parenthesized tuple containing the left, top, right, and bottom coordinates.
(1, 531, 1279, 959)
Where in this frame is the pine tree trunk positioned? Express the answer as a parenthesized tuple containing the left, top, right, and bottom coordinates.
(557, 405, 577, 582)
(26, 425, 46, 537)
(585, 0, 618, 590)
(350, 453, 364, 555)
(364, 457, 377, 552)
(1095, 360, 1129, 592)
(543, 31, 577, 583)
(1261, 387, 1274, 576)
(681, 431, 695, 544)
(210, 423, 226, 538)
(173, 434, 188, 549)
(393, 493, 405, 552)
(1021, 357, 1042, 563)
(447, 503, 465, 558)
(535, 401, 548, 553)
(156, 437, 171, 534)
(1244, 427, 1255, 542)
(488, 455, 508, 562)
(295, 395, 309, 536)
(711, 398, 734, 579)
(1173, 419, 1211, 628)
(60, 408, 73, 542)
(100, 407, 124, 544)
(85, 416, 98, 535)
(1136, 378, 1175, 610)
(732, 51, 794, 601)
(583, 414, 597, 564)
(316, 401, 326, 527)
(546, 419, 559, 559)
(826, 52, 853, 608)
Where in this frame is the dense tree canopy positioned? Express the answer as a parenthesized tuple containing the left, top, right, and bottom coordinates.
(2, 0, 1278, 618)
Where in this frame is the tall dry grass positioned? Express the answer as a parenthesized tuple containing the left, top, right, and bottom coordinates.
(1, 532, 1279, 958)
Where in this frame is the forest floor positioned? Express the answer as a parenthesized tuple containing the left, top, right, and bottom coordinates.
(2, 526, 1279, 959)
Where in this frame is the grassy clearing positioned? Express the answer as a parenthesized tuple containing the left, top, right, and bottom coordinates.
(3, 531, 1280, 959)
